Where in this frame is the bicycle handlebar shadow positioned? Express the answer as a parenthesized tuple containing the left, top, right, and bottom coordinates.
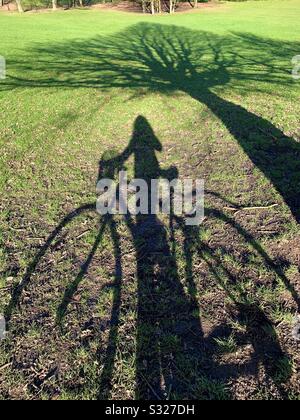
(4, 22, 300, 398)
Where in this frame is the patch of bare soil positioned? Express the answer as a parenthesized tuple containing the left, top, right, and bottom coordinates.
(0, 4, 62, 12)
(92, 1, 142, 13)
(0, 3, 17, 11)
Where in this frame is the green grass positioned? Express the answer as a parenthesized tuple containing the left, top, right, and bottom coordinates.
(214, 334, 238, 354)
(0, 1, 300, 400)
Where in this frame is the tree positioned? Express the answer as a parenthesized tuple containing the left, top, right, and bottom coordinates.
(52, 0, 58, 10)
(15, 0, 24, 12)
(151, 0, 154, 14)
(157, 0, 162, 13)
(169, 0, 177, 13)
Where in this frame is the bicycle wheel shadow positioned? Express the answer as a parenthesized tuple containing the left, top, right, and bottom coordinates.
(4, 116, 299, 400)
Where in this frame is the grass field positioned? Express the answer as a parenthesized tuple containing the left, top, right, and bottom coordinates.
(0, 0, 300, 400)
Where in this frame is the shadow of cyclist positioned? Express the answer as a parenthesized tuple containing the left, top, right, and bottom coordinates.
(98, 116, 204, 399)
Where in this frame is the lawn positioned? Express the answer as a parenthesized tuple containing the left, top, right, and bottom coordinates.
(0, 0, 300, 400)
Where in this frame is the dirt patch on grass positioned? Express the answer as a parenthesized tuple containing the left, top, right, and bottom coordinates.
(0, 3, 17, 12)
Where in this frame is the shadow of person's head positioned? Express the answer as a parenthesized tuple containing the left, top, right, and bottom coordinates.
(129, 115, 163, 152)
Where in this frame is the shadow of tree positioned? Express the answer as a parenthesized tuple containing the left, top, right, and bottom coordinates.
(3, 24, 300, 221)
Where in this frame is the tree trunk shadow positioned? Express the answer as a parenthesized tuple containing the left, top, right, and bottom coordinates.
(191, 90, 300, 223)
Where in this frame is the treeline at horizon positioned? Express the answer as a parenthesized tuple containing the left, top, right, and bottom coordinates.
(1, 0, 210, 14)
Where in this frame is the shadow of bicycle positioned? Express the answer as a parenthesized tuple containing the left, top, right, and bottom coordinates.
(4, 116, 299, 400)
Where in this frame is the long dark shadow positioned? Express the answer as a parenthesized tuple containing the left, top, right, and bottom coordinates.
(192, 92, 300, 222)
(99, 116, 204, 399)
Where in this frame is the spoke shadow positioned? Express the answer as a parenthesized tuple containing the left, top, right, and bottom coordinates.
(174, 211, 297, 399)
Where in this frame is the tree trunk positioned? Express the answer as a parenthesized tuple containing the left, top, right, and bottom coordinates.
(79, 0, 83, 6)
(170, 0, 176, 13)
(15, 0, 24, 12)
(157, 0, 162, 13)
(52, 0, 57, 10)
(151, 0, 155, 14)
(194, 0, 198, 8)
